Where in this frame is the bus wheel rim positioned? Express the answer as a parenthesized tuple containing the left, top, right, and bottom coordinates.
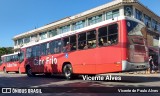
(65, 66, 71, 77)
(28, 68, 32, 75)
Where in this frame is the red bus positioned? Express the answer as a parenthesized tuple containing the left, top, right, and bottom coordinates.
(18, 17, 149, 79)
(0, 53, 21, 73)
(0, 57, 4, 71)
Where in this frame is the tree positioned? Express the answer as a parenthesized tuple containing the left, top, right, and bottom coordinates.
(0, 47, 13, 57)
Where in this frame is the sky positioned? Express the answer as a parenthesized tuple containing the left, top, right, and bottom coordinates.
(0, 0, 159, 47)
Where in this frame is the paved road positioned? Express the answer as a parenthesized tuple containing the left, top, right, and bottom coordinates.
(0, 72, 160, 96)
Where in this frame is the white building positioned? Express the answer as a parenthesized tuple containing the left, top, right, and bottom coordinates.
(13, 0, 160, 52)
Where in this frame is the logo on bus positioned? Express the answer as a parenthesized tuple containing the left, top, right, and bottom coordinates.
(7, 63, 17, 67)
(34, 56, 58, 65)
(65, 53, 68, 58)
(46, 56, 58, 65)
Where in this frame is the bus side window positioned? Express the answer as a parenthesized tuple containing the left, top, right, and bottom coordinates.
(98, 26, 108, 46)
(32, 46, 36, 57)
(26, 47, 32, 58)
(15, 55, 18, 61)
(108, 24, 118, 44)
(46, 43, 50, 55)
(98, 24, 118, 46)
(49, 41, 55, 54)
(70, 35, 76, 51)
(54, 41, 58, 54)
(78, 42, 85, 49)
(78, 32, 86, 50)
(40, 43, 47, 56)
(54, 40, 62, 54)
(13, 55, 15, 61)
(36, 45, 40, 57)
(63, 37, 70, 52)
(31, 45, 40, 57)
(87, 30, 96, 49)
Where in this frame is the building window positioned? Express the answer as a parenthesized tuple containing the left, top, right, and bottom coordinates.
(88, 14, 102, 25)
(59, 25, 70, 33)
(24, 37, 30, 44)
(40, 32, 47, 40)
(106, 9, 119, 20)
(152, 19, 157, 30)
(31, 35, 38, 42)
(144, 14, 151, 28)
(72, 20, 85, 30)
(135, 9, 143, 21)
(15, 40, 18, 46)
(48, 29, 57, 38)
(124, 6, 133, 17)
(158, 23, 160, 31)
(18, 39, 23, 45)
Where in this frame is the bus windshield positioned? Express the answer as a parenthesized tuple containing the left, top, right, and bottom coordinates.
(19, 51, 24, 62)
(127, 20, 148, 63)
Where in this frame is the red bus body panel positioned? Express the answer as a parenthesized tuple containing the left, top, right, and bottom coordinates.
(19, 19, 148, 75)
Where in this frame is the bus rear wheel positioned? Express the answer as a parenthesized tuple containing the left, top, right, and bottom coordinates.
(26, 66, 35, 77)
(44, 73, 52, 77)
(63, 64, 73, 80)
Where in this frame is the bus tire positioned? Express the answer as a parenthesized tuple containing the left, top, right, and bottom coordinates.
(63, 64, 73, 80)
(3, 67, 8, 73)
(15, 71, 19, 73)
(44, 73, 52, 77)
(26, 66, 35, 77)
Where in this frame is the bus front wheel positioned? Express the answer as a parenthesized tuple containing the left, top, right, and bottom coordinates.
(26, 66, 35, 77)
(63, 64, 73, 80)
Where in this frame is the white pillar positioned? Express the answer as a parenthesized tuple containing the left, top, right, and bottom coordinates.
(132, 6, 136, 18)
(119, 6, 124, 16)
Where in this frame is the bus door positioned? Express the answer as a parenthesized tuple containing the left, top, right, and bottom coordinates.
(5, 56, 12, 71)
(38, 44, 46, 73)
(13, 55, 19, 71)
(32, 45, 44, 73)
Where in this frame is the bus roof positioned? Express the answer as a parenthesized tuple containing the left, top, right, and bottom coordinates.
(1, 52, 19, 57)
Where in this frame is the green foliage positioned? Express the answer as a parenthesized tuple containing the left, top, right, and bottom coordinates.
(0, 47, 13, 57)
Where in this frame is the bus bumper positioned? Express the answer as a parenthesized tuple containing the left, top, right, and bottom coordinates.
(122, 60, 149, 71)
